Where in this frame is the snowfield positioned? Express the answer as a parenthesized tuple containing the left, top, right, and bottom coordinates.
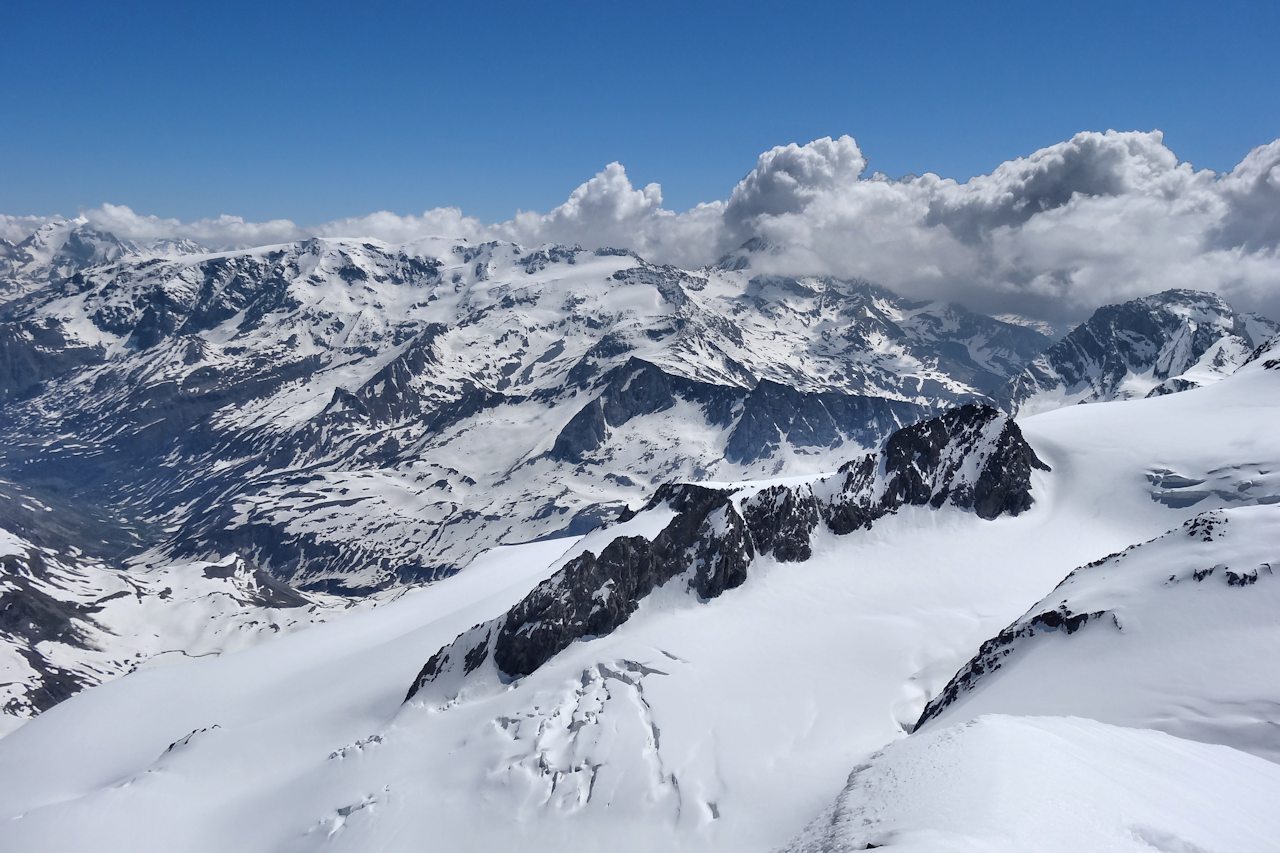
(783, 715, 1280, 853)
(917, 503, 1280, 761)
(0, 341, 1277, 851)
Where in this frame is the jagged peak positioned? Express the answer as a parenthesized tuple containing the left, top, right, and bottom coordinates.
(1136, 287, 1233, 309)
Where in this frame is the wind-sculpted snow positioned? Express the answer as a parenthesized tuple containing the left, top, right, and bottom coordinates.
(0, 232, 1054, 591)
(917, 504, 1280, 760)
(1002, 288, 1278, 414)
(407, 405, 1045, 699)
(781, 715, 1280, 853)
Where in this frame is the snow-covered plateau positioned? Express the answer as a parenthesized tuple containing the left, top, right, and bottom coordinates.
(1, 219, 1279, 851)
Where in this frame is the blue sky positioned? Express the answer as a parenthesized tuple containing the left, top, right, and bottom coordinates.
(3, 0, 1278, 223)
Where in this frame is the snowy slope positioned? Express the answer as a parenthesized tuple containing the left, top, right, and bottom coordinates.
(909, 342, 1280, 758)
(1002, 288, 1277, 414)
(781, 715, 1280, 853)
(0, 536, 587, 850)
(2, 350, 1277, 852)
(915, 504, 1280, 760)
(405, 404, 1046, 701)
(0, 520, 364, 736)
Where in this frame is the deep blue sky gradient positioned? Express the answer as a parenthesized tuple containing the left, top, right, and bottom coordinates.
(3, 0, 1277, 223)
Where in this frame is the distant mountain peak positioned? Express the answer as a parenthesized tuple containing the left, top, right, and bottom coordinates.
(713, 236, 782, 271)
(993, 312, 1061, 338)
(0, 218, 138, 306)
(1001, 288, 1279, 414)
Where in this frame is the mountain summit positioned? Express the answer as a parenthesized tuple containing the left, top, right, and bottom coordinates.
(1001, 289, 1278, 413)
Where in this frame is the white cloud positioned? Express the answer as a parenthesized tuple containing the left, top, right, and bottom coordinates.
(494, 163, 726, 268)
(5, 130, 1280, 322)
(313, 208, 487, 245)
(1212, 138, 1280, 252)
(80, 203, 304, 247)
(0, 214, 53, 242)
(725, 135, 868, 236)
(716, 130, 1280, 321)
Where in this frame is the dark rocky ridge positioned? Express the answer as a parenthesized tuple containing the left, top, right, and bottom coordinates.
(1243, 334, 1280, 371)
(0, 318, 106, 399)
(724, 380, 923, 465)
(913, 602, 1110, 730)
(913, 533, 1143, 731)
(406, 404, 1047, 701)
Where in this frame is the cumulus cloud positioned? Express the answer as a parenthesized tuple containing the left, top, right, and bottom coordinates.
(76, 203, 304, 247)
(924, 131, 1198, 242)
(715, 130, 1280, 321)
(1212, 138, 1280, 252)
(725, 135, 868, 236)
(6, 130, 1280, 322)
(313, 208, 487, 245)
(492, 163, 726, 268)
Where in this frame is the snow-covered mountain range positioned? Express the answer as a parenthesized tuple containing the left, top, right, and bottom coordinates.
(2, 216, 1279, 851)
(0, 220, 1057, 594)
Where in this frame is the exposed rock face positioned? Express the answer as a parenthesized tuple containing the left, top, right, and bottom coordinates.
(724, 381, 921, 465)
(0, 319, 105, 398)
(316, 323, 452, 426)
(876, 404, 1051, 519)
(493, 485, 752, 679)
(551, 360, 922, 467)
(1001, 289, 1278, 414)
(406, 483, 754, 692)
(740, 485, 821, 562)
(406, 404, 1047, 701)
(0, 548, 98, 717)
(913, 601, 1110, 730)
(550, 360, 728, 463)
